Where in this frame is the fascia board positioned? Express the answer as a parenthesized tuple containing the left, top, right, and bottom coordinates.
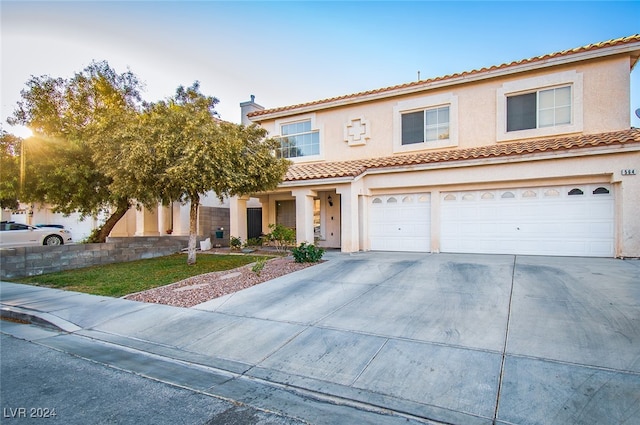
(278, 176, 356, 188)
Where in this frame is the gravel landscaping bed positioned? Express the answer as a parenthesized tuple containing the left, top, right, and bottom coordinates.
(124, 256, 318, 308)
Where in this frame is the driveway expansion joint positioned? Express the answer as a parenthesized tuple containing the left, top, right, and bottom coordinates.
(492, 255, 518, 422)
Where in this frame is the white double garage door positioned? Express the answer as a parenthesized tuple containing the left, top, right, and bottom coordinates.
(369, 184, 614, 257)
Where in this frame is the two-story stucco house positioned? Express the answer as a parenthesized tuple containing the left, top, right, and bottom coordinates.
(230, 35, 640, 258)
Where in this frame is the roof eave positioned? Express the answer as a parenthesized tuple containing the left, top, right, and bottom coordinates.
(280, 175, 357, 187)
(250, 40, 640, 123)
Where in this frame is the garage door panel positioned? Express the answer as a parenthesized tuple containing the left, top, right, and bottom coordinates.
(458, 208, 478, 219)
(560, 204, 592, 219)
(536, 222, 564, 234)
(407, 225, 430, 236)
(590, 241, 614, 255)
(441, 185, 614, 257)
(588, 222, 614, 237)
(369, 194, 431, 252)
(588, 203, 614, 217)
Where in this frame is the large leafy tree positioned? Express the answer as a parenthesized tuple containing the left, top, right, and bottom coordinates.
(107, 82, 290, 264)
(8, 64, 289, 260)
(7, 61, 143, 242)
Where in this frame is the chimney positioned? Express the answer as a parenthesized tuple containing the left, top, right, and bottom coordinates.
(240, 95, 264, 126)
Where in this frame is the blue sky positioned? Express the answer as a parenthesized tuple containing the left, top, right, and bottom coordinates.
(2, 1, 639, 136)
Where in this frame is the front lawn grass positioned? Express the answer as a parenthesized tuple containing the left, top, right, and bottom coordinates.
(14, 254, 268, 297)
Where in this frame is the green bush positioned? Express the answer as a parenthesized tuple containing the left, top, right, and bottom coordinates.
(252, 257, 267, 275)
(291, 242, 325, 263)
(244, 237, 263, 248)
(266, 223, 295, 253)
(230, 236, 242, 250)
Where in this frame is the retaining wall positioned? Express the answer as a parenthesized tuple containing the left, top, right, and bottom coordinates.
(0, 237, 190, 280)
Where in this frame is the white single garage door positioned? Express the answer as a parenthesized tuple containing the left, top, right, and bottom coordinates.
(441, 184, 614, 257)
(369, 193, 431, 252)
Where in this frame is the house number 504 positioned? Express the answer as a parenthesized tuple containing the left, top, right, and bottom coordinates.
(621, 169, 636, 175)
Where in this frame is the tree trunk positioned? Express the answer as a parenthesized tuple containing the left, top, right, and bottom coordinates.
(86, 198, 130, 243)
(187, 194, 200, 265)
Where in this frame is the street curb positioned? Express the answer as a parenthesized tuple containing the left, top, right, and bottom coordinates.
(0, 305, 82, 333)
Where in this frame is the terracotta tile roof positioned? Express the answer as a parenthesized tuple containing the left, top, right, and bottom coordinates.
(250, 34, 640, 119)
(283, 128, 640, 182)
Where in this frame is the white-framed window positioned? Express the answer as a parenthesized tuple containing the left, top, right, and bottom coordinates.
(497, 70, 583, 141)
(506, 86, 571, 131)
(401, 106, 450, 145)
(275, 115, 321, 159)
(393, 93, 458, 153)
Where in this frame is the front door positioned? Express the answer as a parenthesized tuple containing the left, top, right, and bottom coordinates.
(318, 193, 341, 248)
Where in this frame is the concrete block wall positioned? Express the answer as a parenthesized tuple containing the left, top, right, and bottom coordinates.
(199, 206, 230, 247)
(0, 237, 187, 280)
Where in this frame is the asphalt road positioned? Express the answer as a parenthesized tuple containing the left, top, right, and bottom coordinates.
(0, 330, 307, 425)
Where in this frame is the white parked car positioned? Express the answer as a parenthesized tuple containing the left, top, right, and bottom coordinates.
(0, 221, 73, 247)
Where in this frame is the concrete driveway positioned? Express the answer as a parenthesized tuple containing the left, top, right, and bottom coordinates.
(2, 252, 639, 424)
(194, 252, 640, 424)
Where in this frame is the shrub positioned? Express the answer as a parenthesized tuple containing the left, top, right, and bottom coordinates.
(266, 224, 295, 253)
(252, 257, 267, 276)
(230, 236, 242, 251)
(244, 237, 263, 248)
(291, 242, 325, 263)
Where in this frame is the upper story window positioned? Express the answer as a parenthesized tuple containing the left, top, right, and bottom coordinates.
(394, 93, 458, 153)
(497, 70, 583, 142)
(507, 86, 571, 132)
(401, 106, 450, 145)
(276, 119, 320, 159)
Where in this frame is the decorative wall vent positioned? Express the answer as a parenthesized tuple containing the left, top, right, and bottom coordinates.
(344, 117, 370, 146)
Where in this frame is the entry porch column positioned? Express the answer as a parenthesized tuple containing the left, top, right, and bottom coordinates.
(336, 184, 359, 253)
(230, 195, 249, 242)
(158, 204, 173, 235)
(256, 195, 270, 236)
(292, 189, 317, 245)
(134, 206, 160, 236)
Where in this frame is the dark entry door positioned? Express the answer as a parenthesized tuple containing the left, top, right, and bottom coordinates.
(247, 208, 263, 239)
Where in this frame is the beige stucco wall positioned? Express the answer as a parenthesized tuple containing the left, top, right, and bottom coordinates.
(256, 56, 631, 164)
(582, 56, 631, 133)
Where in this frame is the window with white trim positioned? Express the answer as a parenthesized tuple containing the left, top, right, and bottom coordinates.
(394, 93, 458, 152)
(507, 86, 571, 132)
(276, 119, 319, 159)
(401, 106, 450, 145)
(497, 70, 583, 142)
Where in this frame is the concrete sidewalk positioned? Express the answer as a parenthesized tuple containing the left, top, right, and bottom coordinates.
(2, 252, 639, 424)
